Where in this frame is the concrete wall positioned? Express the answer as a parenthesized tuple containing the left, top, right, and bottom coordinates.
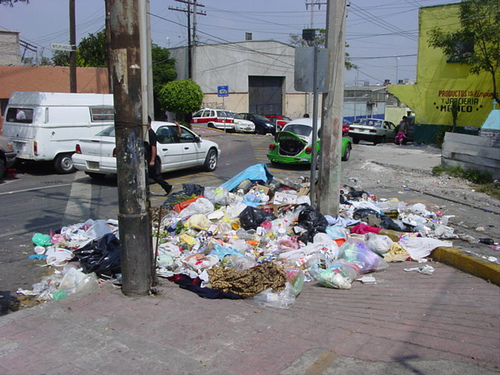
(442, 132, 500, 179)
(0, 31, 21, 65)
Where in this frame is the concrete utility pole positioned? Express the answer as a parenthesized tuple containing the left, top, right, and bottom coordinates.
(69, 0, 77, 92)
(107, 0, 153, 296)
(318, 0, 346, 215)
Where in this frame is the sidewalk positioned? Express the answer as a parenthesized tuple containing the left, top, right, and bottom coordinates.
(0, 260, 498, 375)
(1, 130, 498, 374)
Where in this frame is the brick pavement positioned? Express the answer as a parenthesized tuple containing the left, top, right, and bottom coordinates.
(0, 261, 498, 375)
(1, 127, 498, 374)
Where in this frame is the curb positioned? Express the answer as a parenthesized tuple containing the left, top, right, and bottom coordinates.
(431, 246, 500, 286)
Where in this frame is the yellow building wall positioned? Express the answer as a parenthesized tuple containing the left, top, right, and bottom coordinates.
(388, 3, 497, 128)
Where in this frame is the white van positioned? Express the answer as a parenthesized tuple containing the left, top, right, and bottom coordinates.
(3, 92, 114, 173)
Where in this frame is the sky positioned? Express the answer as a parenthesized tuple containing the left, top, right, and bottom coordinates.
(0, 0, 455, 86)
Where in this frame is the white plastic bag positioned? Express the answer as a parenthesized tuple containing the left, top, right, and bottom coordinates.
(178, 197, 214, 218)
(365, 232, 393, 255)
(58, 268, 98, 295)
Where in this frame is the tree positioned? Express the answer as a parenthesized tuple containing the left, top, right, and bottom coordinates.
(51, 30, 107, 67)
(158, 79, 203, 122)
(428, 0, 500, 104)
(152, 44, 177, 120)
(78, 30, 107, 67)
(289, 29, 358, 70)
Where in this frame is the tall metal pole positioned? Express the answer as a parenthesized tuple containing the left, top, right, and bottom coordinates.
(108, 0, 152, 296)
(309, 46, 320, 206)
(69, 0, 77, 92)
(318, 0, 346, 216)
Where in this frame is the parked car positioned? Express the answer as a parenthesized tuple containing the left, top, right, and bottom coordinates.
(348, 118, 396, 145)
(342, 119, 352, 136)
(267, 118, 352, 165)
(72, 121, 221, 179)
(238, 113, 276, 135)
(190, 108, 234, 131)
(265, 115, 292, 130)
(227, 112, 255, 133)
(0, 134, 16, 180)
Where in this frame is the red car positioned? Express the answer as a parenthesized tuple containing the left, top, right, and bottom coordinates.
(265, 115, 292, 130)
(342, 120, 352, 135)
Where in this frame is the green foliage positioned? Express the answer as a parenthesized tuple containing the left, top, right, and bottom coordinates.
(427, 0, 500, 104)
(152, 44, 177, 95)
(432, 164, 494, 185)
(77, 30, 108, 67)
(158, 79, 204, 120)
(152, 44, 177, 119)
(52, 50, 70, 66)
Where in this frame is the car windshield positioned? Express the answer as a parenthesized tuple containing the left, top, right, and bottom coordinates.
(283, 124, 312, 137)
(96, 125, 115, 137)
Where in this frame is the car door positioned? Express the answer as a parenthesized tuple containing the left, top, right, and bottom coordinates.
(155, 125, 184, 172)
(178, 127, 205, 167)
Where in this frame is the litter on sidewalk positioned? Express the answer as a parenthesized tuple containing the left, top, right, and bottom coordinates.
(21, 163, 490, 308)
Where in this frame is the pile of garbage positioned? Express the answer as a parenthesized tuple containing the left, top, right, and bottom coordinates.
(21, 164, 463, 309)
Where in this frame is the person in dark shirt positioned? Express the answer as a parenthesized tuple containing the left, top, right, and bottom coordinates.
(146, 116, 174, 195)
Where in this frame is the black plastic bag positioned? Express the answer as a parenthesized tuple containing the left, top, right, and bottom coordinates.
(182, 183, 205, 196)
(353, 208, 381, 220)
(296, 204, 328, 243)
(74, 233, 121, 277)
(239, 206, 276, 230)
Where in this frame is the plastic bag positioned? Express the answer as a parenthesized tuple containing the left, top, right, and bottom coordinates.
(58, 267, 98, 295)
(178, 197, 214, 219)
(239, 206, 276, 230)
(365, 232, 393, 255)
(338, 241, 388, 274)
(309, 259, 359, 289)
(73, 233, 121, 277)
(296, 204, 329, 243)
(32, 233, 52, 247)
(45, 247, 74, 267)
(204, 186, 229, 206)
(250, 283, 298, 309)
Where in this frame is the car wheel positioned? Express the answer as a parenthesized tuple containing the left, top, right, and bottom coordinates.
(54, 153, 76, 174)
(86, 172, 106, 180)
(342, 144, 351, 161)
(207, 123, 215, 128)
(203, 148, 218, 172)
(0, 158, 5, 180)
(352, 137, 360, 144)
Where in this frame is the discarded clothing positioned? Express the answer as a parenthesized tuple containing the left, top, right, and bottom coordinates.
(168, 274, 243, 299)
(208, 262, 287, 298)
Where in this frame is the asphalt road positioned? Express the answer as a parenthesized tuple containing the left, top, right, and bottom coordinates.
(0, 130, 498, 300)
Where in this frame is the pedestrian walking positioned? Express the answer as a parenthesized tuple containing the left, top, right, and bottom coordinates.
(145, 116, 177, 195)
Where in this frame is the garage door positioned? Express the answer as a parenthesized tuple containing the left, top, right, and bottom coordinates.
(248, 76, 284, 115)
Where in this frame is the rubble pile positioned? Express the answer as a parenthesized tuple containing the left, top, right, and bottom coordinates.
(21, 163, 480, 309)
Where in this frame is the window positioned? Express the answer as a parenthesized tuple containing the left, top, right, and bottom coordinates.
(156, 126, 177, 144)
(96, 125, 115, 136)
(90, 106, 114, 121)
(179, 128, 196, 143)
(6, 107, 34, 123)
